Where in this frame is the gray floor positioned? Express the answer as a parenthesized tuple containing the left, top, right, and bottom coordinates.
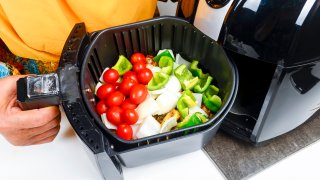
(204, 114, 320, 180)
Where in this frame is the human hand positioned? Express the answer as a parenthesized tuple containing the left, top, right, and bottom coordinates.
(0, 75, 61, 146)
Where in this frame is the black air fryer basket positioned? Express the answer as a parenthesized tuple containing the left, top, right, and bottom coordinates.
(17, 17, 238, 180)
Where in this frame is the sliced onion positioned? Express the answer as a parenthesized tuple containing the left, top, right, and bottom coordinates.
(160, 117, 178, 133)
(136, 116, 161, 139)
(148, 88, 167, 95)
(147, 65, 162, 74)
(95, 82, 103, 95)
(189, 106, 208, 117)
(136, 96, 160, 120)
(193, 93, 203, 107)
(176, 54, 190, 67)
(155, 91, 180, 115)
(131, 124, 140, 140)
(99, 67, 109, 83)
(157, 49, 175, 61)
(164, 76, 181, 93)
(101, 113, 117, 130)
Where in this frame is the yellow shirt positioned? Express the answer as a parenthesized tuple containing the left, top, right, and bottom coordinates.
(0, 0, 157, 62)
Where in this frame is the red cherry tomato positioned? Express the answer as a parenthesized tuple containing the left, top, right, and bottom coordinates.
(123, 71, 138, 83)
(116, 124, 133, 140)
(96, 100, 108, 115)
(137, 68, 153, 85)
(106, 106, 123, 126)
(130, 52, 146, 64)
(133, 62, 146, 72)
(129, 84, 148, 104)
(103, 68, 119, 83)
(122, 109, 139, 125)
(119, 78, 136, 96)
(121, 99, 137, 110)
(96, 84, 116, 99)
(105, 91, 125, 107)
(113, 82, 120, 90)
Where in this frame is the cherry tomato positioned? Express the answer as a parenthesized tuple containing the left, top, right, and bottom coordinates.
(96, 84, 116, 99)
(107, 106, 123, 126)
(133, 62, 146, 72)
(137, 68, 153, 85)
(113, 82, 120, 90)
(129, 84, 148, 104)
(103, 68, 119, 83)
(105, 91, 125, 107)
(96, 100, 108, 115)
(116, 124, 133, 140)
(122, 109, 139, 125)
(130, 52, 146, 64)
(121, 99, 137, 110)
(119, 78, 136, 96)
(123, 71, 138, 83)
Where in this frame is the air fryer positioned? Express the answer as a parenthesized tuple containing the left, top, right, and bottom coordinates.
(16, 17, 238, 180)
(190, 0, 320, 143)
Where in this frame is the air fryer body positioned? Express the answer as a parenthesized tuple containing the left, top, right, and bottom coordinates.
(192, 0, 320, 143)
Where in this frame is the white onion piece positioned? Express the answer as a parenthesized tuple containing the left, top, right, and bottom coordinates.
(193, 93, 203, 107)
(173, 62, 180, 70)
(155, 91, 180, 115)
(164, 76, 181, 93)
(95, 82, 103, 95)
(176, 54, 190, 67)
(136, 116, 161, 139)
(160, 117, 178, 133)
(148, 65, 162, 74)
(189, 106, 208, 117)
(148, 88, 167, 95)
(131, 124, 140, 140)
(101, 113, 117, 129)
(99, 67, 109, 83)
(136, 96, 160, 120)
(157, 49, 175, 61)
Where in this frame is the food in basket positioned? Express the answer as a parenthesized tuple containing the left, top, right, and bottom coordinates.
(95, 50, 222, 140)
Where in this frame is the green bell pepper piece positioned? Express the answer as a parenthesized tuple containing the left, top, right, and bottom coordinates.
(112, 55, 132, 75)
(205, 85, 219, 98)
(177, 112, 204, 129)
(154, 50, 175, 62)
(174, 64, 199, 90)
(193, 74, 213, 93)
(177, 90, 197, 119)
(190, 60, 203, 78)
(147, 72, 170, 90)
(158, 56, 174, 75)
(202, 94, 222, 113)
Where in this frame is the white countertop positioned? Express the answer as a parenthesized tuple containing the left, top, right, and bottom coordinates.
(0, 111, 319, 180)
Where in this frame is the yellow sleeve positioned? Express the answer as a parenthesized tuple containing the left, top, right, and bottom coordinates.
(0, 0, 157, 62)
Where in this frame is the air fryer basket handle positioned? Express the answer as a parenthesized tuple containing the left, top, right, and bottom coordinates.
(60, 23, 123, 180)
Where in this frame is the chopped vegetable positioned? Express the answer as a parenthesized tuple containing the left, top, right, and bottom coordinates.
(158, 56, 174, 75)
(177, 112, 205, 129)
(160, 117, 178, 133)
(205, 84, 220, 98)
(154, 49, 175, 62)
(202, 94, 222, 113)
(194, 74, 213, 93)
(101, 113, 117, 130)
(190, 60, 203, 78)
(147, 72, 170, 90)
(175, 54, 191, 67)
(136, 96, 160, 120)
(155, 91, 180, 115)
(136, 116, 161, 139)
(174, 64, 199, 90)
(177, 90, 197, 119)
(112, 55, 133, 75)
